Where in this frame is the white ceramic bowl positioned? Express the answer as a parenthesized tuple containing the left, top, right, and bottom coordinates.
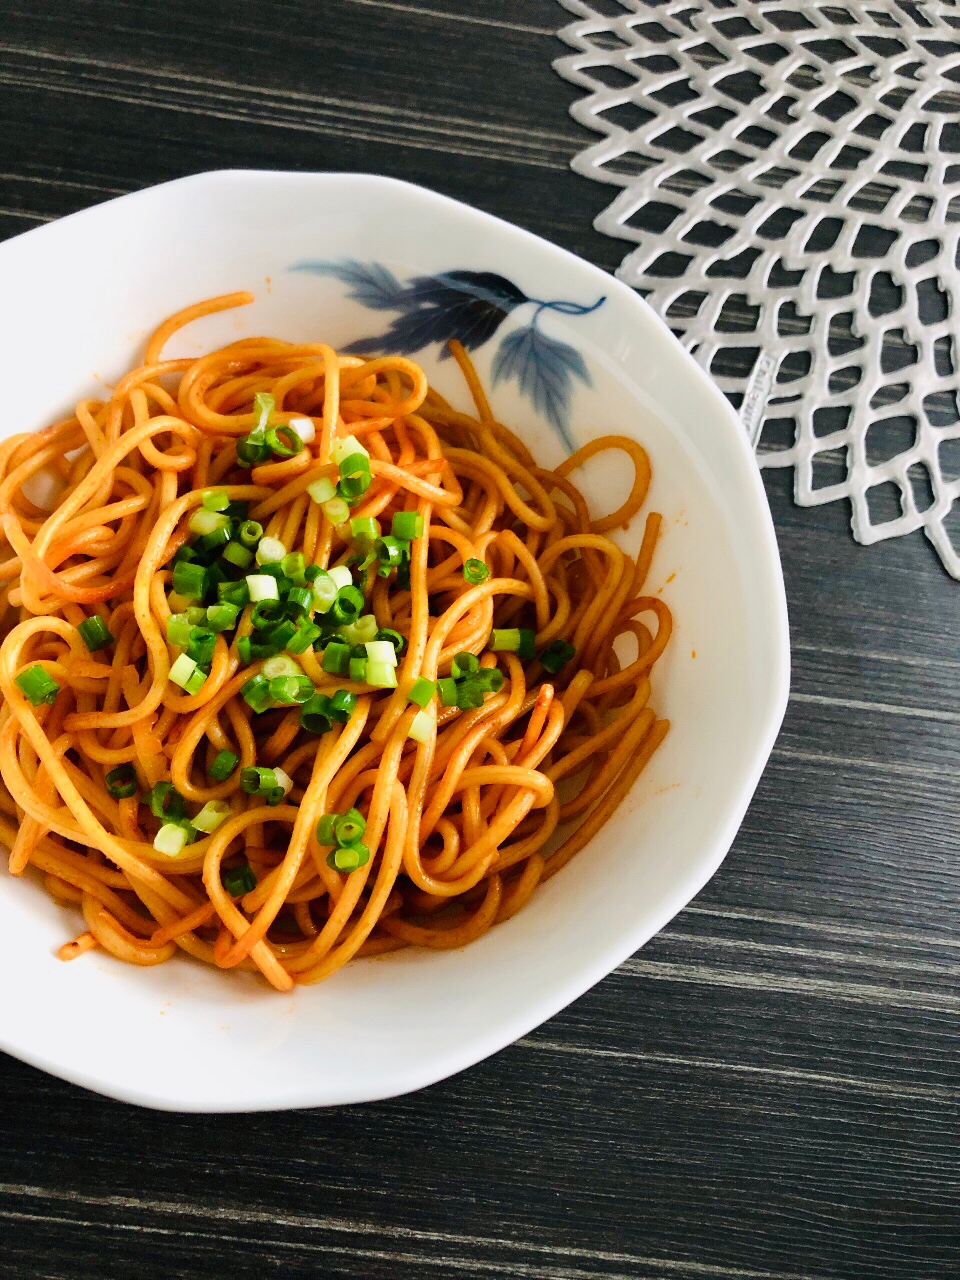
(0, 171, 788, 1111)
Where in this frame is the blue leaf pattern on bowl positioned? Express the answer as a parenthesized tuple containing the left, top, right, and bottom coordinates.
(289, 258, 604, 451)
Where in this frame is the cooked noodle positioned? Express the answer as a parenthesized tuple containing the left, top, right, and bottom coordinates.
(0, 293, 670, 990)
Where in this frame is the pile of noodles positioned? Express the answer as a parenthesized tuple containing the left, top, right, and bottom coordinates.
(0, 293, 670, 989)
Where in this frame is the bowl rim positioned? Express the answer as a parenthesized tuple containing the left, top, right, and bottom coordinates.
(0, 169, 790, 1111)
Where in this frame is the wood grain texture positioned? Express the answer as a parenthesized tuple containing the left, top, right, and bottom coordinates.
(0, 1, 958, 1277)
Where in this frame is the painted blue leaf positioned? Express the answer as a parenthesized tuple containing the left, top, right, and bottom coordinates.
(406, 271, 529, 313)
(343, 278, 521, 357)
(492, 326, 591, 452)
(288, 259, 406, 311)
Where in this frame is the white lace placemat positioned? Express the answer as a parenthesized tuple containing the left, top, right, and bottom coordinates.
(554, 0, 960, 578)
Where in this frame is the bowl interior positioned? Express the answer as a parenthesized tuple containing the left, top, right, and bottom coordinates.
(0, 172, 787, 1110)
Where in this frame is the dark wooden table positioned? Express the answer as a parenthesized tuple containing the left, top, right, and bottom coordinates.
(0, 3, 958, 1277)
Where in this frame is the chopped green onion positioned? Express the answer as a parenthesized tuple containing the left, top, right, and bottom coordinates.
(169, 653, 199, 689)
(77, 614, 114, 652)
(407, 676, 436, 707)
(365, 639, 398, 667)
(321, 641, 351, 676)
(285, 587, 314, 615)
(207, 603, 240, 633)
(304, 564, 321, 583)
(286, 620, 322, 654)
(391, 510, 424, 541)
(326, 842, 370, 872)
(333, 808, 366, 845)
(288, 416, 315, 444)
(192, 800, 231, 834)
(463, 558, 490, 585)
(246, 574, 280, 603)
(437, 677, 459, 707)
(265, 425, 304, 458)
(316, 813, 337, 845)
(268, 675, 315, 705)
(201, 489, 230, 512)
(374, 536, 409, 574)
(146, 781, 188, 823)
(366, 659, 398, 689)
(173, 545, 197, 565)
(331, 584, 364, 624)
(540, 639, 577, 674)
(331, 434, 368, 466)
(251, 599, 282, 631)
(236, 436, 271, 467)
(238, 520, 263, 548)
(491, 628, 534, 655)
(375, 628, 405, 654)
(222, 541, 253, 569)
(186, 629, 216, 669)
(166, 614, 193, 647)
(338, 453, 372, 501)
(350, 516, 380, 545)
(154, 823, 189, 856)
(166, 591, 193, 614)
(328, 690, 358, 722)
(272, 767, 294, 798)
(281, 552, 306, 585)
(241, 766, 278, 795)
(188, 509, 229, 537)
(222, 863, 257, 896)
(196, 525, 232, 553)
(307, 475, 337, 505)
(349, 656, 368, 681)
(208, 749, 238, 781)
(184, 606, 207, 625)
(338, 613, 378, 646)
(456, 682, 485, 710)
(172, 561, 207, 601)
(262, 654, 301, 680)
(218, 579, 251, 608)
(327, 565, 353, 591)
(322, 496, 350, 526)
(300, 693, 333, 734)
(473, 666, 505, 693)
(312, 571, 338, 613)
(408, 708, 435, 743)
(184, 668, 208, 696)
(255, 537, 286, 566)
(241, 673, 275, 713)
(451, 651, 479, 679)
(104, 764, 138, 799)
(254, 391, 275, 429)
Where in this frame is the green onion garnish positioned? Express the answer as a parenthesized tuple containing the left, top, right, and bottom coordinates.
(218, 579, 251, 608)
(172, 561, 207, 601)
(366, 659, 398, 689)
(437, 677, 459, 707)
(238, 520, 263, 548)
(146, 781, 188, 823)
(169, 653, 199, 689)
(104, 763, 138, 799)
(246, 574, 280, 603)
(222, 863, 257, 896)
(265, 425, 303, 458)
(188, 509, 230, 537)
(451, 651, 479, 679)
(349, 656, 368, 682)
(192, 800, 231, 833)
(285, 586, 314, 615)
(374, 536, 409, 574)
(186, 629, 216, 669)
(312, 571, 339, 613)
(286, 620, 322, 654)
(540, 639, 576, 674)
(236, 437, 271, 467)
(321, 641, 351, 676)
(408, 708, 435, 743)
(206, 603, 240, 633)
(326, 843, 370, 872)
(391, 510, 423, 541)
(222, 541, 253, 569)
(456, 682, 485, 710)
(254, 391, 274, 428)
(154, 823, 190, 856)
(77, 614, 114, 652)
(331, 585, 364, 624)
(350, 516, 380, 545)
(300, 693, 333, 734)
(208, 749, 239, 781)
(328, 690, 358, 722)
(364, 639, 398, 667)
(307, 475, 337, 505)
(241, 766, 277, 795)
(281, 552, 306, 584)
(322, 496, 351, 526)
(407, 677, 436, 707)
(196, 524, 232, 553)
(184, 668, 208, 696)
(316, 813, 337, 845)
(338, 613, 378, 646)
(463, 558, 489, 585)
(268, 675, 315, 705)
(375, 628, 405, 654)
(334, 808, 367, 845)
(241, 674, 275, 714)
(201, 489, 230, 512)
(255, 537, 287, 566)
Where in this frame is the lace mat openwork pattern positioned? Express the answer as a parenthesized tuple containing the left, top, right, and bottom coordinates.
(555, 0, 960, 578)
